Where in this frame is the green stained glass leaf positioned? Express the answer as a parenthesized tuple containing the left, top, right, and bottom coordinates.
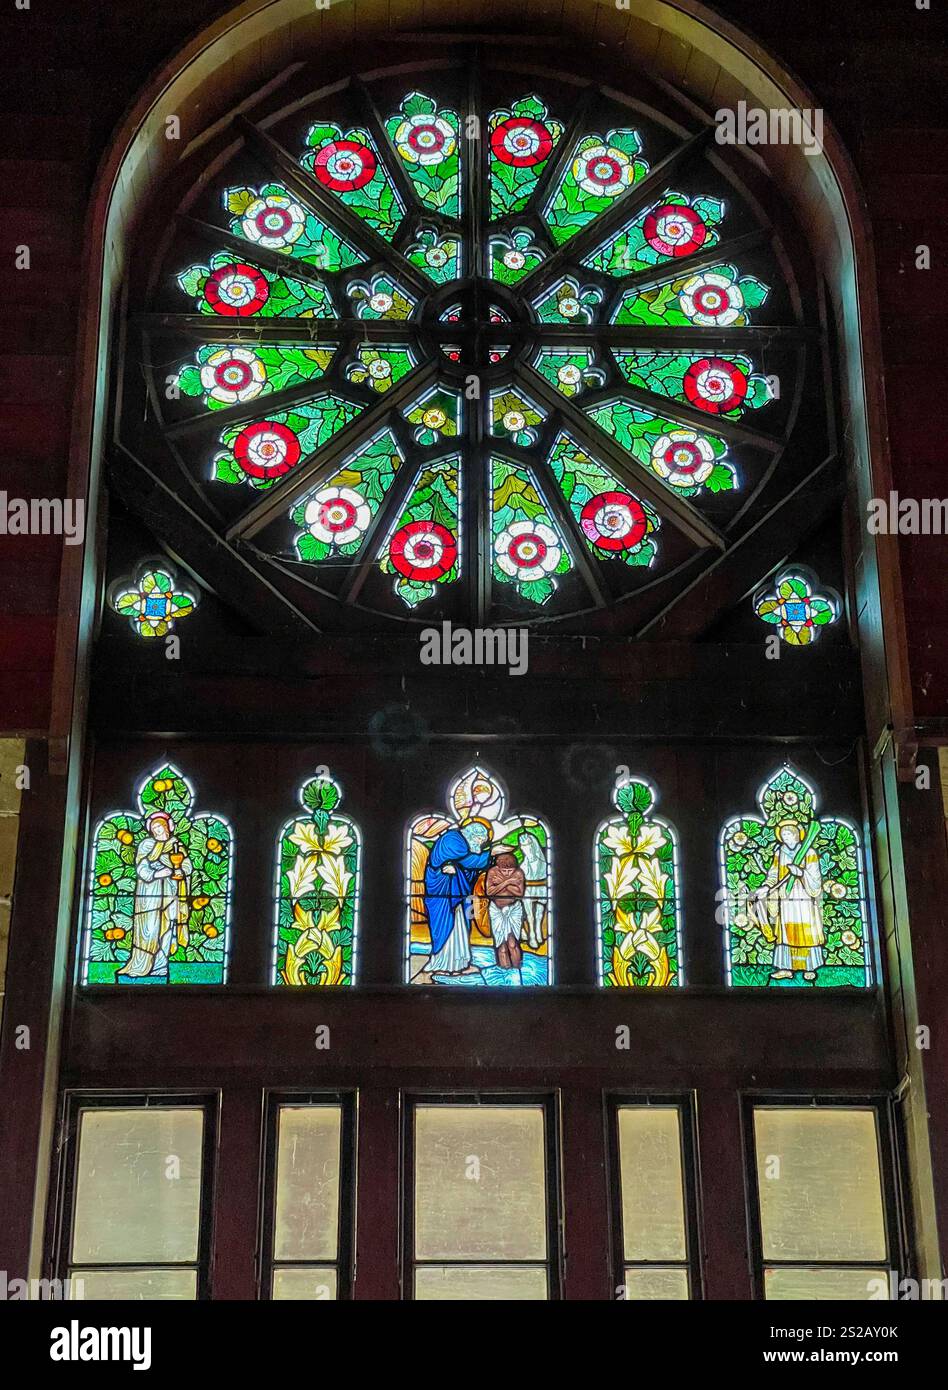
(291, 428, 404, 561)
(583, 190, 724, 277)
(176, 343, 336, 412)
(378, 456, 460, 607)
(222, 183, 364, 271)
(300, 123, 404, 236)
(178, 252, 334, 319)
(345, 345, 416, 394)
(213, 396, 364, 491)
(613, 350, 773, 419)
(612, 263, 770, 328)
(491, 456, 572, 603)
(586, 399, 735, 498)
(488, 95, 564, 217)
(547, 431, 660, 570)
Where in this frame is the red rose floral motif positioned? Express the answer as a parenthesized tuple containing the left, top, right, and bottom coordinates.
(312, 139, 377, 192)
(683, 357, 748, 414)
(233, 421, 301, 479)
(390, 521, 457, 581)
(643, 203, 708, 258)
(580, 492, 647, 551)
(491, 117, 554, 168)
(203, 263, 269, 317)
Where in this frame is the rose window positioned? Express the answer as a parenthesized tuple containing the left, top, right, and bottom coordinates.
(126, 62, 823, 631)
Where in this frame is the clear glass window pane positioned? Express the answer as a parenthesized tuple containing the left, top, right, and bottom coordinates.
(622, 1266, 690, 1300)
(271, 1266, 338, 1300)
(69, 1268, 197, 1300)
(617, 1107, 687, 1262)
(765, 1267, 889, 1300)
(273, 1106, 342, 1263)
(414, 1266, 548, 1300)
(754, 1107, 887, 1263)
(71, 1108, 204, 1265)
(414, 1105, 547, 1261)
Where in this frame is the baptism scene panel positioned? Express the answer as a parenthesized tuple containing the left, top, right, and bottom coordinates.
(406, 767, 553, 987)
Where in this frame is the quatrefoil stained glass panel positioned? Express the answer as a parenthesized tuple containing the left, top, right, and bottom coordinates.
(137, 65, 813, 628)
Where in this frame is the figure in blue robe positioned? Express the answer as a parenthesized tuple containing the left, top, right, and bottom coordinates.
(424, 822, 492, 975)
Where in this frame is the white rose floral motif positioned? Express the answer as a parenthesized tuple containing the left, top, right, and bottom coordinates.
(573, 144, 634, 198)
(679, 271, 745, 327)
(495, 521, 561, 580)
(240, 194, 306, 250)
(304, 487, 372, 546)
(199, 347, 266, 405)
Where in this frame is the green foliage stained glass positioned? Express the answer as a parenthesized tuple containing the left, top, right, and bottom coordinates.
(613, 350, 773, 417)
(548, 433, 660, 568)
(491, 457, 572, 605)
(721, 769, 870, 989)
(379, 456, 460, 608)
(178, 253, 333, 318)
(84, 766, 232, 986)
(275, 772, 360, 987)
(291, 429, 403, 563)
(386, 92, 461, 217)
(583, 191, 724, 276)
(212, 396, 363, 489)
(488, 96, 563, 217)
(586, 400, 736, 496)
(223, 183, 364, 270)
(596, 778, 681, 987)
(544, 129, 649, 245)
(300, 123, 404, 235)
(176, 344, 336, 411)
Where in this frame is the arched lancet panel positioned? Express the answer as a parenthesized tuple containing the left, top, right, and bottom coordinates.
(82, 765, 233, 986)
(595, 777, 682, 988)
(273, 770, 361, 987)
(720, 767, 871, 989)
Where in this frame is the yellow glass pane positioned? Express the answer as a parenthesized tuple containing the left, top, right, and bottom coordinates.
(273, 1106, 342, 1262)
(69, 1268, 197, 1300)
(765, 1267, 888, 1300)
(617, 1107, 687, 1262)
(623, 1266, 690, 1300)
(414, 1265, 548, 1300)
(754, 1108, 887, 1263)
(414, 1105, 547, 1261)
(71, 1108, 204, 1265)
(271, 1266, 338, 1300)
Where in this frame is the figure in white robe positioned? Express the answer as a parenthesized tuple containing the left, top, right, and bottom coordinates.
(752, 819, 824, 981)
(517, 831, 547, 950)
(118, 812, 192, 981)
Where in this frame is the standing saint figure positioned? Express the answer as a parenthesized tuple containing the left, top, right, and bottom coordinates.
(752, 818, 824, 982)
(423, 818, 496, 977)
(118, 811, 192, 981)
(485, 850, 525, 971)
